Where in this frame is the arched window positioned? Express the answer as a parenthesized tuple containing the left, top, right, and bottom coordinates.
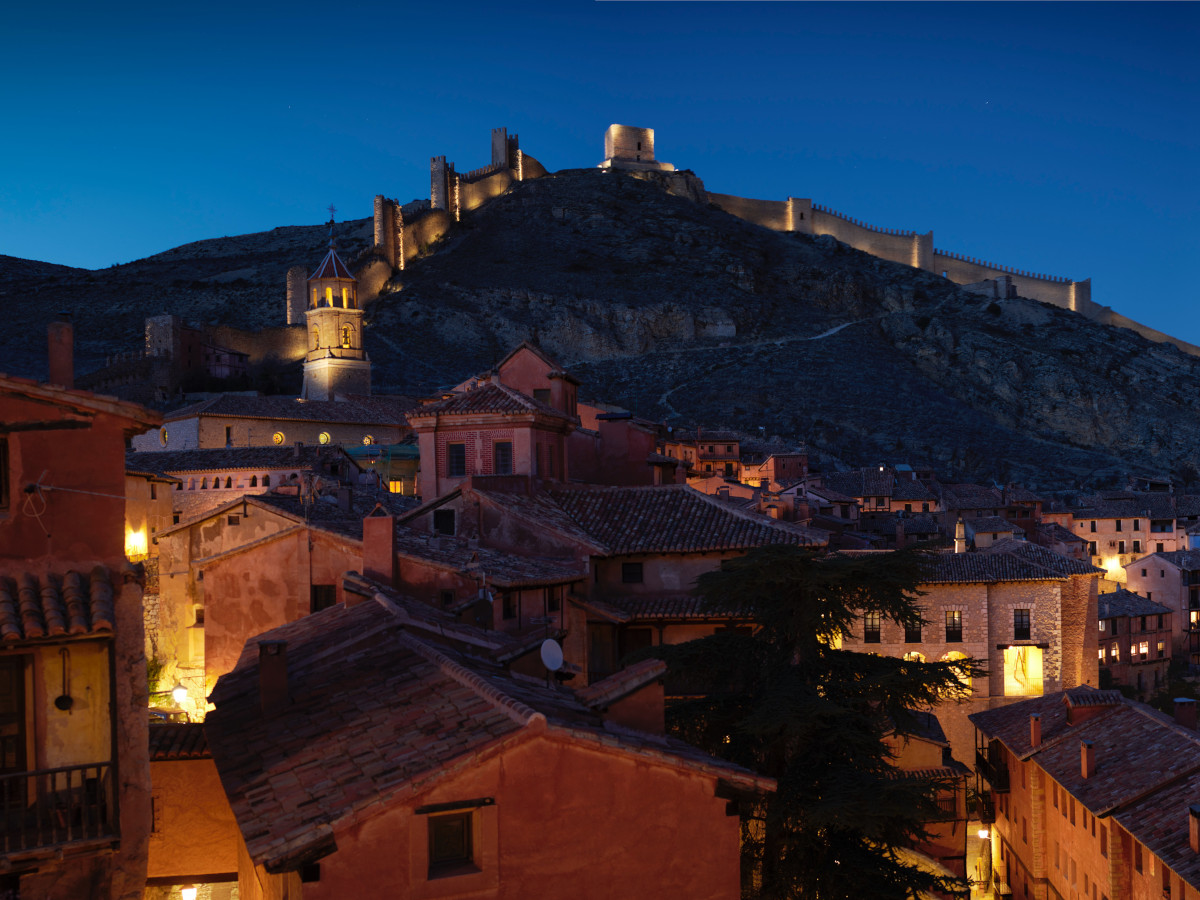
(325, 286, 333, 306)
(943, 651, 971, 692)
(250, 475, 257, 487)
(341, 325, 352, 349)
(341, 287, 350, 308)
(902, 651, 926, 663)
(174, 482, 182, 491)
(263, 475, 271, 487)
(200, 477, 207, 490)
(311, 328, 320, 351)
(188, 479, 195, 491)
(225, 477, 232, 488)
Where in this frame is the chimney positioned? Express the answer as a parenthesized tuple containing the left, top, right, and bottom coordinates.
(294, 441, 304, 459)
(258, 640, 288, 717)
(1175, 698, 1198, 731)
(47, 312, 74, 389)
(1030, 713, 1042, 748)
(895, 521, 906, 549)
(954, 518, 967, 554)
(1190, 805, 1200, 854)
(337, 486, 353, 511)
(1081, 739, 1095, 779)
(362, 505, 396, 587)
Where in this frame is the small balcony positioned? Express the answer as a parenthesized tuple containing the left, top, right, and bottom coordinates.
(0, 762, 116, 859)
(976, 745, 1010, 793)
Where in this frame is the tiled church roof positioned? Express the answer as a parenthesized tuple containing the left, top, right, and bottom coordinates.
(409, 382, 576, 423)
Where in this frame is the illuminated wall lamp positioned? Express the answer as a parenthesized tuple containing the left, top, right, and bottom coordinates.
(180, 888, 198, 900)
(171, 682, 188, 706)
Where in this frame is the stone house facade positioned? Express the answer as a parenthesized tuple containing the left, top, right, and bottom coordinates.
(1096, 589, 1173, 699)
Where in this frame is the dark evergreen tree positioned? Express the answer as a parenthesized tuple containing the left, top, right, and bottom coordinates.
(652, 546, 984, 899)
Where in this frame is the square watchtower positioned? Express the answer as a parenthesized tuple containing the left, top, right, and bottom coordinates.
(599, 125, 675, 172)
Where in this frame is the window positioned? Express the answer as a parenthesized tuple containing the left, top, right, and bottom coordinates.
(262, 475, 270, 486)
(310, 584, 337, 613)
(341, 325, 352, 348)
(1141, 616, 1148, 632)
(904, 619, 921, 643)
(1003, 645, 1044, 697)
(532, 388, 551, 404)
(1116, 520, 1123, 532)
(945, 610, 963, 642)
(447, 443, 466, 477)
(1139, 641, 1149, 661)
(250, 475, 258, 487)
(864, 612, 881, 643)
(1158, 641, 1165, 658)
(227, 515, 240, 526)
(905, 503, 912, 513)
(428, 811, 475, 876)
(225, 426, 232, 445)
(225, 477, 232, 488)
(1134, 519, 1141, 531)
(1101, 825, 1107, 857)
(621, 562, 644, 584)
(502, 593, 516, 620)
(172, 513, 180, 525)
(433, 509, 455, 536)
(1111, 642, 1119, 662)
(1143, 568, 1148, 577)
(1157, 543, 1164, 553)
(1111, 619, 1119, 635)
(922, 503, 929, 513)
(1090, 521, 1097, 532)
(493, 441, 513, 476)
(272, 431, 285, 445)
(440, 590, 454, 608)
(1099, 619, 1106, 632)
(1014, 609, 1031, 641)
(1135, 842, 1143, 874)
(1158, 614, 1164, 629)
(1133, 540, 1141, 553)
(150, 483, 157, 501)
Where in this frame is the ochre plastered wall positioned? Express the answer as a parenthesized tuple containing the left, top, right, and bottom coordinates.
(148, 757, 239, 880)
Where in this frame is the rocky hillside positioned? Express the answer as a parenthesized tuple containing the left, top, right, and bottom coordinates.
(3, 168, 1198, 489)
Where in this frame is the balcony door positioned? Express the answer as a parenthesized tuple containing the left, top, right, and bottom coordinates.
(0, 657, 25, 774)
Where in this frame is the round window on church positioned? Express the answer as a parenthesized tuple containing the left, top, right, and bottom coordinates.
(159, 428, 168, 447)
(272, 431, 285, 445)
(319, 432, 331, 445)
(362, 435, 375, 446)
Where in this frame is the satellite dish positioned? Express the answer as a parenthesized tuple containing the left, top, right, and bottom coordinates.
(540, 639, 564, 672)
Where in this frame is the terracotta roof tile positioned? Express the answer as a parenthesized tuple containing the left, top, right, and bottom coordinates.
(0, 568, 115, 642)
(575, 659, 667, 709)
(149, 723, 210, 761)
(545, 485, 827, 554)
(206, 599, 773, 870)
(612, 595, 752, 621)
(1099, 589, 1172, 619)
(939, 483, 1005, 510)
(163, 394, 414, 426)
(409, 381, 576, 423)
(968, 516, 1025, 534)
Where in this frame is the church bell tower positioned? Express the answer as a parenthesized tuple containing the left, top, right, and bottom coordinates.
(302, 220, 371, 400)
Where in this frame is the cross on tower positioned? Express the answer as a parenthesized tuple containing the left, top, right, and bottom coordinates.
(326, 204, 337, 223)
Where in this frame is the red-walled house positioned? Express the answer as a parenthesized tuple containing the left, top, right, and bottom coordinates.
(206, 597, 773, 900)
(971, 689, 1200, 900)
(0, 373, 159, 899)
(1097, 588, 1173, 699)
(400, 481, 828, 683)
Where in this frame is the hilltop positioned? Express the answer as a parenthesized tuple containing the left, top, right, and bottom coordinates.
(2, 167, 1198, 489)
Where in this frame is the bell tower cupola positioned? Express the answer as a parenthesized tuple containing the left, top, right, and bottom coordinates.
(302, 217, 371, 400)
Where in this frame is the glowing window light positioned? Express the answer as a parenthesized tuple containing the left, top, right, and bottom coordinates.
(1003, 646, 1044, 697)
(124, 528, 148, 561)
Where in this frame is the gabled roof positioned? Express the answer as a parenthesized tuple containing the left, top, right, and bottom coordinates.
(308, 245, 354, 281)
(206, 598, 774, 872)
(0, 568, 116, 643)
(1037, 521, 1086, 545)
(823, 469, 893, 499)
(408, 381, 577, 423)
(1136, 549, 1200, 572)
(494, 341, 581, 385)
(1074, 491, 1180, 521)
(939, 483, 1005, 510)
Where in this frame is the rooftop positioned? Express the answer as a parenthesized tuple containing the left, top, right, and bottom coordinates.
(408, 380, 578, 424)
(206, 597, 773, 872)
(0, 568, 117, 643)
(127, 445, 354, 475)
(1098, 589, 1172, 619)
(162, 394, 414, 426)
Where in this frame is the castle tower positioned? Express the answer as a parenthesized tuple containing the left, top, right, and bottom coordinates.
(302, 224, 371, 400)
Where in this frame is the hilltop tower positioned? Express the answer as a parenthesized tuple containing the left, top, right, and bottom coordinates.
(302, 224, 371, 400)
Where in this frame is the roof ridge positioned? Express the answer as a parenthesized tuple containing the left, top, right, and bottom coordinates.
(397, 631, 544, 729)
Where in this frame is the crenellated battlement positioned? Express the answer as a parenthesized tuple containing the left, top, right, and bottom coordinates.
(811, 204, 916, 237)
(933, 248, 1073, 284)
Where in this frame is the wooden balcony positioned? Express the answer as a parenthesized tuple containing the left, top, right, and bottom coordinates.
(976, 744, 1010, 793)
(0, 762, 116, 859)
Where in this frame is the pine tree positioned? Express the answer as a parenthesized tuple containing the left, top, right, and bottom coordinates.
(654, 546, 983, 899)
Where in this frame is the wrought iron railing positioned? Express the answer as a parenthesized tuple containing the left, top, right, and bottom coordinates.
(0, 762, 116, 855)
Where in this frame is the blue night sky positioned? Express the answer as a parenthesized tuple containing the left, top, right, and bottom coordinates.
(3, 2, 1197, 343)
